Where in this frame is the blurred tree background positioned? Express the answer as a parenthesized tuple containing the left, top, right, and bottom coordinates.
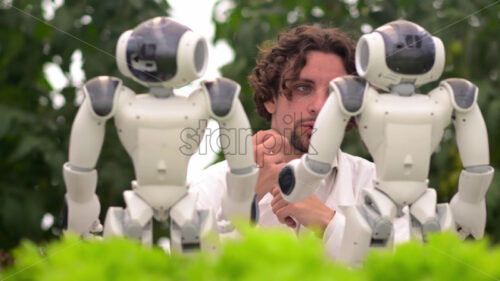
(0, 0, 499, 258)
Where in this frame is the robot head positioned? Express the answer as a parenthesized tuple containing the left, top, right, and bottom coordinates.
(355, 20, 445, 91)
(116, 17, 208, 88)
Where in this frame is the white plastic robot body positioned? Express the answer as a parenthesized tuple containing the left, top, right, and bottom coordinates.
(278, 84, 454, 206)
(113, 87, 210, 213)
(63, 17, 258, 252)
(355, 27, 445, 92)
(112, 82, 256, 220)
(338, 80, 491, 264)
(357, 86, 453, 207)
(278, 20, 494, 264)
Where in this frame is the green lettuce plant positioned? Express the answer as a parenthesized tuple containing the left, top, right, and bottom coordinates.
(1, 228, 499, 281)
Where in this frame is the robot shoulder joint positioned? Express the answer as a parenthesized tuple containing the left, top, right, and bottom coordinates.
(83, 76, 122, 119)
(330, 76, 368, 116)
(203, 77, 241, 118)
(440, 78, 478, 112)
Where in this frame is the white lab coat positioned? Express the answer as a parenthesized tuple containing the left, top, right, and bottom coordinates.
(189, 150, 410, 260)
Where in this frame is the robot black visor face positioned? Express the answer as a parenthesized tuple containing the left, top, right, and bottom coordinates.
(126, 18, 189, 83)
(377, 21, 435, 75)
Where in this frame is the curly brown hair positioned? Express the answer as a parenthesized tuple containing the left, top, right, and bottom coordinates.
(248, 25, 356, 121)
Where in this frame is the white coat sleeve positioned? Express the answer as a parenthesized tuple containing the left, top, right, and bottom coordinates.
(322, 154, 377, 260)
(188, 161, 229, 211)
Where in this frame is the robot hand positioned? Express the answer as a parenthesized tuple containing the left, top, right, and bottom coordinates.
(221, 167, 259, 222)
(64, 194, 103, 238)
(278, 155, 330, 203)
(62, 163, 103, 238)
(450, 194, 486, 239)
(449, 166, 494, 239)
(221, 194, 258, 222)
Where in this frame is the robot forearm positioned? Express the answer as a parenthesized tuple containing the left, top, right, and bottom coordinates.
(63, 163, 101, 237)
(451, 165, 494, 239)
(457, 166, 494, 203)
(221, 166, 259, 222)
(278, 155, 331, 203)
(278, 79, 362, 203)
(203, 77, 259, 222)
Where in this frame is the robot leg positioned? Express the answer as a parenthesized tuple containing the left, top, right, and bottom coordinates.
(339, 188, 397, 265)
(437, 203, 456, 232)
(409, 188, 456, 241)
(170, 192, 219, 253)
(103, 190, 154, 245)
(409, 188, 439, 241)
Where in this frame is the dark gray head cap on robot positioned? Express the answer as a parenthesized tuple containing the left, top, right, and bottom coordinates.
(125, 17, 190, 83)
(376, 20, 435, 75)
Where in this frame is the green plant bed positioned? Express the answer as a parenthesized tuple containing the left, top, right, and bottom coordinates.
(1, 228, 499, 281)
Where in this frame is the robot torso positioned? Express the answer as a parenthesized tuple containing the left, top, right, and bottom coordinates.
(356, 86, 453, 204)
(114, 87, 210, 210)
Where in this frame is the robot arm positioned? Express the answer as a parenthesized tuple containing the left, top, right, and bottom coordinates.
(443, 78, 494, 239)
(63, 76, 122, 237)
(203, 78, 259, 222)
(278, 76, 368, 203)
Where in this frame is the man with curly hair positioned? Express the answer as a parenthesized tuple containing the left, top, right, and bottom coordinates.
(190, 25, 409, 259)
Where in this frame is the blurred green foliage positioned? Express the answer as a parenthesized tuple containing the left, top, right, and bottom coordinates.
(2, 229, 500, 280)
(213, 0, 500, 240)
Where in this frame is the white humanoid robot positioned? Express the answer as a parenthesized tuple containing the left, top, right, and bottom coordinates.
(278, 20, 494, 264)
(62, 17, 258, 252)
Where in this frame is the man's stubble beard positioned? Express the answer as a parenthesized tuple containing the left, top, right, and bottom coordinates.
(289, 120, 310, 154)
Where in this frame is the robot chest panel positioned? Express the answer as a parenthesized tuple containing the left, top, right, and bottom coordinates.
(114, 95, 209, 159)
(357, 94, 450, 180)
(116, 95, 208, 128)
(358, 94, 450, 134)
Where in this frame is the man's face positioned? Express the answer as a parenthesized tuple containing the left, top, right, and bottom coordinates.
(264, 51, 347, 153)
